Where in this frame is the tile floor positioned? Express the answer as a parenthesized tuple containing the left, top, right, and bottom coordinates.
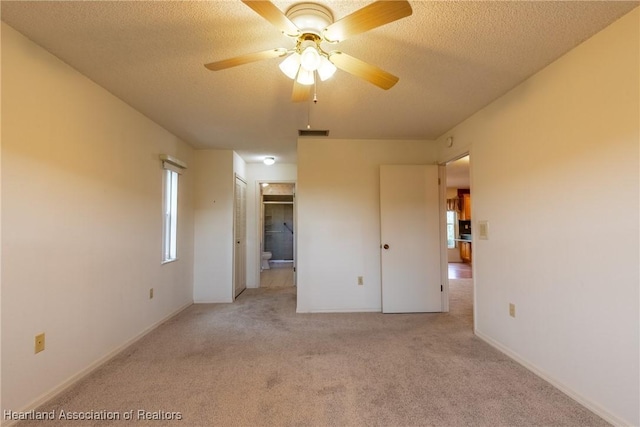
(260, 262, 295, 288)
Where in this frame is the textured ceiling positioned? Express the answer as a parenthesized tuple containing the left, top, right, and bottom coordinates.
(2, 1, 637, 163)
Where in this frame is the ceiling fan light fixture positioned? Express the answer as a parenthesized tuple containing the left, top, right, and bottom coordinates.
(296, 68, 315, 86)
(207, 0, 412, 101)
(317, 56, 337, 81)
(279, 52, 301, 79)
(300, 46, 321, 71)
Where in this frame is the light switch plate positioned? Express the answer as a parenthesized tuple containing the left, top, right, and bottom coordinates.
(478, 220, 489, 240)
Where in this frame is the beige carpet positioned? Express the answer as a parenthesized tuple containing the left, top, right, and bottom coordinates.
(17, 280, 607, 426)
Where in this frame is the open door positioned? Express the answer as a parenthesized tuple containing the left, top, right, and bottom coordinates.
(380, 165, 442, 313)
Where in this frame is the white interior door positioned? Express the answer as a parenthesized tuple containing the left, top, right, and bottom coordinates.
(380, 165, 442, 313)
(234, 175, 247, 298)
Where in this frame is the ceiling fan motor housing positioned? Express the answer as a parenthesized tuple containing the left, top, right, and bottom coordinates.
(286, 3, 334, 36)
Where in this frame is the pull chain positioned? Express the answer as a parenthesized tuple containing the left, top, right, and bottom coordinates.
(307, 74, 318, 129)
(313, 77, 318, 104)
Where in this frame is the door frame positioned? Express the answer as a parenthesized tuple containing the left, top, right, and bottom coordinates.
(438, 164, 449, 312)
(440, 151, 473, 315)
(256, 180, 297, 288)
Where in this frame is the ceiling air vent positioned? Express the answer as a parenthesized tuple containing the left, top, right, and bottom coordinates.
(298, 129, 330, 137)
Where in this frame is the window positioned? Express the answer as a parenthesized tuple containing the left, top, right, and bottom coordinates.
(446, 210, 456, 249)
(163, 168, 178, 262)
(159, 154, 186, 263)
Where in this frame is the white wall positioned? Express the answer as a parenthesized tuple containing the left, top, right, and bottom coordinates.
(192, 150, 238, 303)
(245, 163, 297, 288)
(297, 139, 438, 313)
(438, 9, 639, 425)
(1, 23, 195, 414)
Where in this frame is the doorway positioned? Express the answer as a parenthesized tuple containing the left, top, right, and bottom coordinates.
(234, 175, 247, 298)
(444, 154, 474, 323)
(260, 182, 295, 288)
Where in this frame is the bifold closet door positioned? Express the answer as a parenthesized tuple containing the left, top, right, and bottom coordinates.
(234, 176, 247, 298)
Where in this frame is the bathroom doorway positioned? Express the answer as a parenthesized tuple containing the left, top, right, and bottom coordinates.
(260, 182, 295, 288)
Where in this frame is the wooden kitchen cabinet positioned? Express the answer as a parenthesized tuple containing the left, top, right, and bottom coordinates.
(461, 193, 471, 220)
(460, 241, 472, 263)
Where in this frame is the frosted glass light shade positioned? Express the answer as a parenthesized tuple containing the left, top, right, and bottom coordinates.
(263, 157, 275, 166)
(300, 46, 321, 71)
(317, 56, 337, 81)
(279, 53, 301, 79)
(296, 68, 315, 85)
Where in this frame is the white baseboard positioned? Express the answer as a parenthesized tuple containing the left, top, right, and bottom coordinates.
(193, 298, 233, 303)
(300, 307, 381, 313)
(2, 302, 193, 427)
(474, 329, 631, 427)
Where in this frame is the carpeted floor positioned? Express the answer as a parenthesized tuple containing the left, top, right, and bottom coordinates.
(17, 280, 607, 426)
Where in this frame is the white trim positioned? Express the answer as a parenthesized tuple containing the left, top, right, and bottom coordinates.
(162, 161, 183, 174)
(159, 154, 187, 170)
(234, 173, 247, 185)
(438, 164, 449, 313)
(299, 307, 381, 313)
(193, 299, 233, 304)
(474, 329, 630, 427)
(3, 302, 193, 427)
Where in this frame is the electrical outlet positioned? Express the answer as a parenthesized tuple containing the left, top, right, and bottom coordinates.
(509, 303, 516, 318)
(149, 288, 154, 299)
(357, 276, 364, 286)
(35, 333, 45, 354)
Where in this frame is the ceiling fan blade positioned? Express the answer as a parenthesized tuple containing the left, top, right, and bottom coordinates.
(204, 48, 287, 71)
(328, 51, 399, 90)
(291, 80, 311, 103)
(242, 1, 300, 37)
(323, 0, 412, 42)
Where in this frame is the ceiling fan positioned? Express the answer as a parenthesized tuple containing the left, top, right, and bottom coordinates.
(204, 1, 412, 102)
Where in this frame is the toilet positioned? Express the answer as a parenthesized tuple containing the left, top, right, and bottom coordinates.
(261, 251, 272, 270)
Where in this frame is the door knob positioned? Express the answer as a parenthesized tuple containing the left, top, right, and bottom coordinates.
(383, 244, 390, 250)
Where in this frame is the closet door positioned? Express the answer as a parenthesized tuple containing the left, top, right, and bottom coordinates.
(380, 165, 442, 313)
(234, 175, 247, 298)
